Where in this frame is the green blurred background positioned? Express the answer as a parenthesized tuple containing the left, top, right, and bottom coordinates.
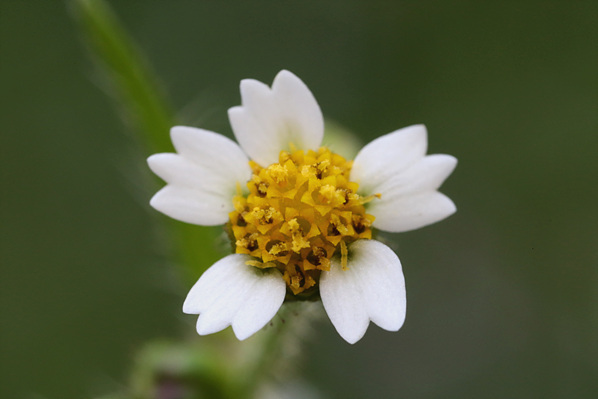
(1, 1, 597, 398)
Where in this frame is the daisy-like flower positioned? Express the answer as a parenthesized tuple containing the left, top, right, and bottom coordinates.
(148, 70, 456, 344)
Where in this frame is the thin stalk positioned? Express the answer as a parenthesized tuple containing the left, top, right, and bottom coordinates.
(70, 0, 223, 278)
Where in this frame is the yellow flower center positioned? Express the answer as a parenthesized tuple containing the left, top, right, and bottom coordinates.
(228, 147, 378, 295)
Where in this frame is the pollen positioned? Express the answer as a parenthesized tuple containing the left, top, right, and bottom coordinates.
(229, 147, 377, 295)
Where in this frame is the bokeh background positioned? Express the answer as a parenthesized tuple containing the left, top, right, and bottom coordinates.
(2, 1, 597, 398)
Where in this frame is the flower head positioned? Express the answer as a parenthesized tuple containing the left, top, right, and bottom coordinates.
(148, 70, 456, 343)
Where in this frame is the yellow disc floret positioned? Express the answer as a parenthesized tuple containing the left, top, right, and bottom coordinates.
(229, 147, 377, 295)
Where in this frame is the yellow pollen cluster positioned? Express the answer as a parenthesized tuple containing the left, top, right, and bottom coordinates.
(229, 147, 377, 295)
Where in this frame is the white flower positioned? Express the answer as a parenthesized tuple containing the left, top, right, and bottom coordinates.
(148, 70, 456, 344)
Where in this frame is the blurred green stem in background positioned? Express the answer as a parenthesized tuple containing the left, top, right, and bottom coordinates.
(94, 305, 319, 399)
(70, 0, 174, 153)
(70, 0, 223, 280)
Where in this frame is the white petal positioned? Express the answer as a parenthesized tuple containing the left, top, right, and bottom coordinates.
(320, 240, 406, 344)
(147, 126, 251, 225)
(271, 70, 324, 148)
(148, 154, 237, 193)
(366, 154, 457, 232)
(149, 185, 234, 226)
(319, 261, 370, 344)
(370, 191, 457, 233)
(350, 126, 457, 233)
(229, 70, 324, 166)
(350, 124, 428, 195)
(170, 126, 249, 174)
(373, 154, 457, 197)
(231, 271, 287, 340)
(183, 254, 286, 340)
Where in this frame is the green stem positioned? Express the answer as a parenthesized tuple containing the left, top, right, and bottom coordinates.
(70, 0, 223, 279)
(69, 0, 175, 154)
(233, 302, 320, 399)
